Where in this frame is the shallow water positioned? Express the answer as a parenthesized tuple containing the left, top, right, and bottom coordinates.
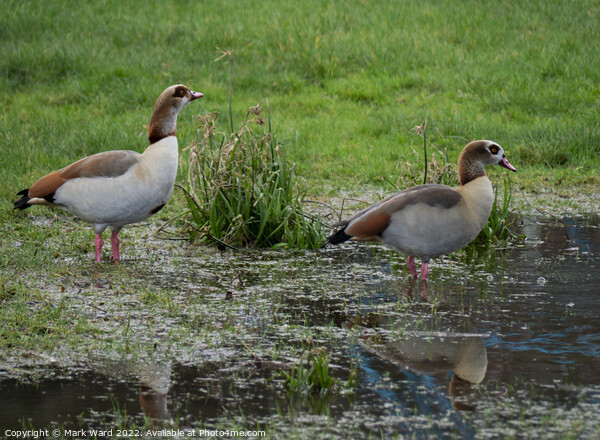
(1, 216, 599, 439)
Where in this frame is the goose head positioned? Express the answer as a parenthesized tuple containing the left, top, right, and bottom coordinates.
(458, 140, 516, 185)
(157, 84, 203, 110)
(148, 84, 203, 144)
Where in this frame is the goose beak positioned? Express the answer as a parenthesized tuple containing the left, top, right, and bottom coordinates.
(189, 90, 204, 101)
(498, 155, 516, 172)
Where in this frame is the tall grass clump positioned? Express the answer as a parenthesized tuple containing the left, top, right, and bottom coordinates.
(184, 101, 323, 249)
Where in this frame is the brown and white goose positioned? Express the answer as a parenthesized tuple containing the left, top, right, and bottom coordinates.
(327, 140, 516, 280)
(14, 84, 203, 263)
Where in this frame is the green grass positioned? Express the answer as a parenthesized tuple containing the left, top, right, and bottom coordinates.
(1, 0, 599, 214)
(184, 100, 324, 248)
(0, 275, 100, 351)
(282, 349, 338, 394)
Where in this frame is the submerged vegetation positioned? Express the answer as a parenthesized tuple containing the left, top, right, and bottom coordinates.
(282, 349, 338, 394)
(2, 218, 599, 437)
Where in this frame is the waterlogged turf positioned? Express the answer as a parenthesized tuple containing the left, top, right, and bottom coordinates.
(1, 214, 598, 439)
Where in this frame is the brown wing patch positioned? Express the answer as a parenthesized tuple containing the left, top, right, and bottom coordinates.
(60, 151, 140, 179)
(28, 171, 66, 198)
(346, 211, 391, 238)
(380, 185, 462, 212)
(417, 187, 462, 208)
(27, 151, 140, 198)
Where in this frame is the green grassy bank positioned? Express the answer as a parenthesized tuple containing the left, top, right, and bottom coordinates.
(1, 0, 598, 208)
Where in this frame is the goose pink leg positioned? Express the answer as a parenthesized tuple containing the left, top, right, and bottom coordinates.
(420, 262, 429, 281)
(407, 256, 418, 278)
(95, 234, 104, 263)
(111, 230, 121, 263)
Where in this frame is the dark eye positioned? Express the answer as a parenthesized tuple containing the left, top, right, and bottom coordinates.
(490, 145, 499, 154)
(178, 88, 186, 97)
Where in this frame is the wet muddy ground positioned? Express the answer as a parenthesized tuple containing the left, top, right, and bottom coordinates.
(1, 213, 599, 439)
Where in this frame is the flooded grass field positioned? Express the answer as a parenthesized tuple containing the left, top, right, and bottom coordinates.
(1, 213, 599, 439)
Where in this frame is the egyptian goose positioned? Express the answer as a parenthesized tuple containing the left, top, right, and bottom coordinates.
(14, 84, 203, 263)
(327, 140, 516, 280)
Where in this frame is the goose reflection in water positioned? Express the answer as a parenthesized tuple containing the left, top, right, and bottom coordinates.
(138, 362, 171, 423)
(374, 333, 488, 410)
(349, 314, 488, 411)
